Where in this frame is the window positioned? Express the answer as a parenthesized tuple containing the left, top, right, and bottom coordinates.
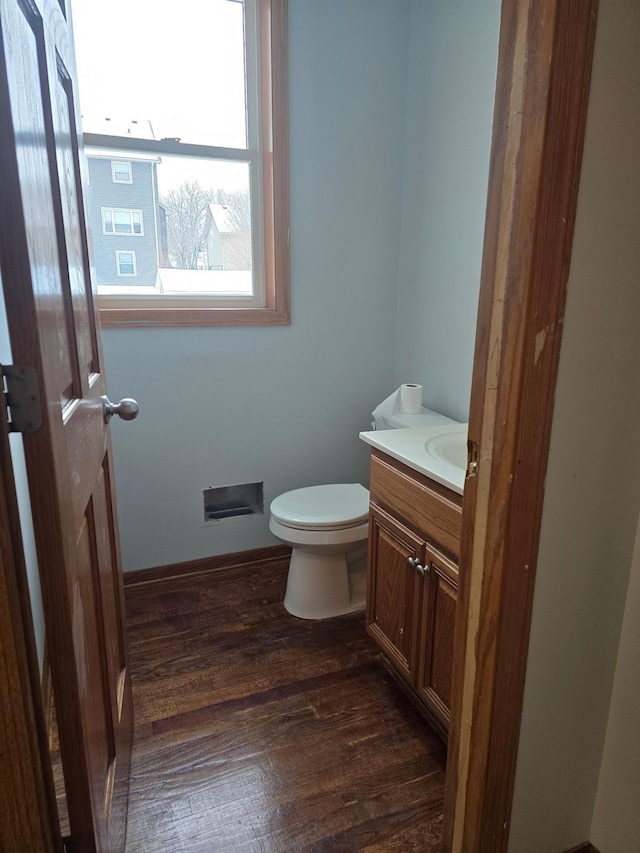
(102, 208, 143, 236)
(116, 250, 137, 276)
(73, 0, 289, 327)
(111, 160, 132, 183)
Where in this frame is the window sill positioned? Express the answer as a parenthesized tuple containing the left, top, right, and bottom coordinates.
(98, 302, 290, 328)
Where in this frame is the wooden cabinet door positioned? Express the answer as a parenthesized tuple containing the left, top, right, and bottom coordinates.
(366, 505, 424, 684)
(0, 0, 133, 849)
(417, 547, 458, 730)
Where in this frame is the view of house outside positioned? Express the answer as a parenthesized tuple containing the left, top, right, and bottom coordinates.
(84, 134, 253, 295)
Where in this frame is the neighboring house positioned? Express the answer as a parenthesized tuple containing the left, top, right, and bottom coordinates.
(203, 203, 251, 271)
(83, 120, 168, 288)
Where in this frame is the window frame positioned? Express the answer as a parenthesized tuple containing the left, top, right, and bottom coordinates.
(115, 250, 137, 277)
(87, 0, 290, 328)
(102, 207, 144, 236)
(111, 160, 133, 183)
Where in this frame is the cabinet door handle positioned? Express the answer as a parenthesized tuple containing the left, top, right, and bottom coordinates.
(407, 555, 428, 577)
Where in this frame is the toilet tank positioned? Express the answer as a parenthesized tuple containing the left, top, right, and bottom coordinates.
(373, 406, 457, 431)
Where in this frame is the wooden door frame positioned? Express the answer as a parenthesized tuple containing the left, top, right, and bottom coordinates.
(0, 396, 61, 851)
(443, 1, 599, 850)
(0, 0, 599, 849)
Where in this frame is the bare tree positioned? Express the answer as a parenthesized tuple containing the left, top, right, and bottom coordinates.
(160, 182, 253, 271)
(213, 188, 251, 233)
(161, 180, 213, 269)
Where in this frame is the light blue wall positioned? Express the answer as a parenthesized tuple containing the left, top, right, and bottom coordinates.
(394, 0, 500, 423)
(104, 0, 412, 570)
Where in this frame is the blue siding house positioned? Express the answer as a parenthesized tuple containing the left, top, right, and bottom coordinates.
(85, 150, 167, 288)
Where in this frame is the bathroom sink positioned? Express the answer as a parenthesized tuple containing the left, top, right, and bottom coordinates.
(424, 432, 468, 470)
(359, 423, 468, 494)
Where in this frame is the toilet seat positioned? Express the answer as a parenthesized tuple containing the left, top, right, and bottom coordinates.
(270, 483, 369, 531)
(269, 516, 369, 547)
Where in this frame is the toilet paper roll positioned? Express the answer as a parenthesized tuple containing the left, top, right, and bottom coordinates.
(399, 383, 423, 414)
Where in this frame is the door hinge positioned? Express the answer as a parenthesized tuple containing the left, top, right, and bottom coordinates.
(466, 439, 479, 479)
(1, 364, 43, 433)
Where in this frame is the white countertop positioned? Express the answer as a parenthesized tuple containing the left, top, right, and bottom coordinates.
(359, 423, 468, 495)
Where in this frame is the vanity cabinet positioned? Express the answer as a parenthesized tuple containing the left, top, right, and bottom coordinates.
(365, 450, 462, 736)
(366, 506, 424, 684)
(416, 547, 458, 727)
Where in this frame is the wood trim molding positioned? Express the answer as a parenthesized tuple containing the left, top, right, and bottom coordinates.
(123, 544, 291, 589)
(562, 844, 602, 853)
(443, 1, 598, 851)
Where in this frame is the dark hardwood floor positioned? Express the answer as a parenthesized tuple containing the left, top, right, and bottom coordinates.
(122, 556, 447, 852)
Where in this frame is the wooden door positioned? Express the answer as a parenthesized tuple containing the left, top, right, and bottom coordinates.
(417, 548, 458, 730)
(365, 505, 423, 684)
(0, 0, 133, 850)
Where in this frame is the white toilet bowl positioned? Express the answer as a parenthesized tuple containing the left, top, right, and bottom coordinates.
(269, 483, 370, 619)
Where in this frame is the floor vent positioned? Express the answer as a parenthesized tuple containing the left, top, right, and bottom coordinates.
(203, 482, 264, 522)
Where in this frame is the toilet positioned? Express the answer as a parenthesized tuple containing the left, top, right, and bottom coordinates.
(270, 404, 457, 620)
(270, 483, 370, 619)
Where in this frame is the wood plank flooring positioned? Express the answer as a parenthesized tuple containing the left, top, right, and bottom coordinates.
(123, 557, 446, 852)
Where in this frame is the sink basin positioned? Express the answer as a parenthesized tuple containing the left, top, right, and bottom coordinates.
(425, 433, 468, 470)
(359, 423, 468, 494)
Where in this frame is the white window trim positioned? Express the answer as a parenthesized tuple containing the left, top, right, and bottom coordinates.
(111, 160, 133, 183)
(101, 207, 144, 236)
(115, 250, 137, 277)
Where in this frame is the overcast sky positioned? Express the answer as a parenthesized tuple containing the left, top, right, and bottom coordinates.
(72, 0, 247, 146)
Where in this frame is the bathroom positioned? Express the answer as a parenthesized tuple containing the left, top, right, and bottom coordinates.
(1, 0, 640, 851)
(97, 0, 640, 850)
(103, 0, 498, 573)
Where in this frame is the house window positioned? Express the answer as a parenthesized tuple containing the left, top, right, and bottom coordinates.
(73, 0, 289, 327)
(111, 160, 132, 183)
(116, 251, 137, 276)
(102, 208, 143, 236)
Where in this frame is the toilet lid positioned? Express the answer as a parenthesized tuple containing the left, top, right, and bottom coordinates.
(270, 483, 370, 530)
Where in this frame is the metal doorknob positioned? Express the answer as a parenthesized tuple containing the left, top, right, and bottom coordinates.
(102, 396, 139, 424)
